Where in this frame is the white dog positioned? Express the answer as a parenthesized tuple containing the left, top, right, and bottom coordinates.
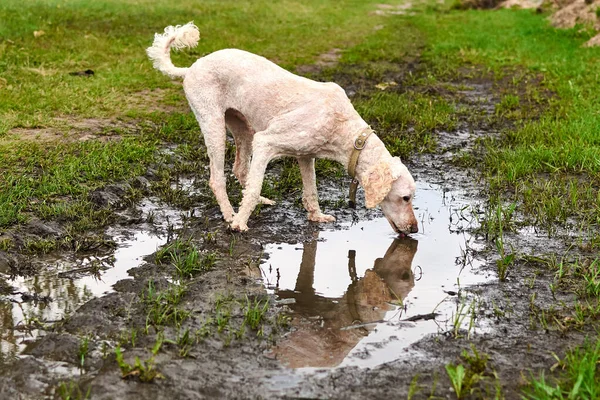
(147, 23, 418, 234)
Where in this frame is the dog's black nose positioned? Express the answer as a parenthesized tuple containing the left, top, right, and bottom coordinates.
(410, 224, 419, 234)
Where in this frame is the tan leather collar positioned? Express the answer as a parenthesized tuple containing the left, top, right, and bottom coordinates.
(348, 127, 374, 208)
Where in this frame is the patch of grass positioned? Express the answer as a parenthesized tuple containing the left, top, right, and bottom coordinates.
(448, 297, 477, 339)
(446, 363, 468, 399)
(23, 238, 61, 254)
(426, 13, 600, 227)
(495, 236, 515, 282)
(487, 202, 517, 282)
(143, 280, 190, 329)
(495, 93, 520, 117)
(114, 346, 163, 383)
(261, 158, 303, 201)
(573, 299, 600, 327)
(56, 380, 91, 400)
(0, 137, 155, 230)
(156, 238, 217, 279)
(173, 249, 217, 279)
(354, 91, 450, 158)
(118, 327, 139, 349)
(0, 237, 14, 251)
(0, 0, 387, 133)
(78, 336, 90, 371)
(525, 255, 600, 300)
(243, 296, 269, 332)
(523, 338, 600, 399)
(214, 298, 232, 335)
(407, 375, 422, 400)
(445, 346, 493, 399)
(315, 159, 345, 179)
(174, 328, 194, 358)
(150, 178, 199, 209)
(195, 294, 281, 345)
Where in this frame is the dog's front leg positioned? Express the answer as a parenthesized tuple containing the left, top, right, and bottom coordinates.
(298, 157, 335, 223)
(230, 138, 274, 232)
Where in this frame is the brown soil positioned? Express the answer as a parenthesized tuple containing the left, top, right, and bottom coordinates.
(499, 0, 543, 8)
(127, 87, 188, 114)
(296, 48, 343, 75)
(372, 3, 416, 15)
(550, 0, 600, 30)
(6, 118, 131, 143)
(4, 88, 187, 144)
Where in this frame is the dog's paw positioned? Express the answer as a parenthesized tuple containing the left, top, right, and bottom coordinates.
(259, 196, 276, 206)
(229, 221, 249, 232)
(223, 213, 235, 223)
(308, 213, 336, 223)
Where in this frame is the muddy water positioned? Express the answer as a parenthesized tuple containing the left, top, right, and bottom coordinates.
(262, 182, 491, 369)
(0, 199, 185, 357)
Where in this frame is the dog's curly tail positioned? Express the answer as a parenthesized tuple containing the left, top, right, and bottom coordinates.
(146, 22, 200, 79)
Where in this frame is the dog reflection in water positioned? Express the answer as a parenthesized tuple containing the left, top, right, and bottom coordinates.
(273, 237, 418, 368)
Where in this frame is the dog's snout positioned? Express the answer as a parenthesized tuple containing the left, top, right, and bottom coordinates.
(410, 224, 418, 234)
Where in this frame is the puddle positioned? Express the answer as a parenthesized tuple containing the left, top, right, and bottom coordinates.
(262, 181, 492, 369)
(0, 199, 186, 357)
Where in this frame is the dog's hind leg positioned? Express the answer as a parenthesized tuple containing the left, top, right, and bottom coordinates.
(298, 157, 335, 223)
(195, 113, 236, 223)
(226, 110, 275, 206)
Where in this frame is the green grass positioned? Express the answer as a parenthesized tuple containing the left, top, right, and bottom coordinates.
(425, 11, 600, 227)
(523, 338, 600, 399)
(114, 345, 163, 382)
(0, 0, 388, 134)
(155, 238, 217, 279)
(143, 280, 190, 328)
(78, 336, 90, 370)
(444, 346, 499, 399)
(0, 137, 155, 228)
(354, 92, 450, 157)
(0, 0, 390, 235)
(56, 380, 91, 400)
(243, 296, 270, 332)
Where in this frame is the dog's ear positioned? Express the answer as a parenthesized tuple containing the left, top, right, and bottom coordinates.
(362, 158, 402, 208)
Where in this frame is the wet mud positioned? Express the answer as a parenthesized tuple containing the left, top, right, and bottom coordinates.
(0, 57, 591, 399)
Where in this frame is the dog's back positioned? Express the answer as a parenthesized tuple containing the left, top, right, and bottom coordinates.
(183, 48, 349, 131)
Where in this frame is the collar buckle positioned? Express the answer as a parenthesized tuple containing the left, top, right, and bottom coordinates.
(347, 128, 374, 209)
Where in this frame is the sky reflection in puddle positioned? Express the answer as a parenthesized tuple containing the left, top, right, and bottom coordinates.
(0, 199, 184, 356)
(262, 182, 491, 369)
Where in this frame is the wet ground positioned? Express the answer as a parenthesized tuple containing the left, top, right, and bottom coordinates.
(1, 198, 186, 357)
(0, 62, 594, 399)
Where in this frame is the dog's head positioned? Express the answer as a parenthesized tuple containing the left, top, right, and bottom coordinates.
(362, 157, 418, 235)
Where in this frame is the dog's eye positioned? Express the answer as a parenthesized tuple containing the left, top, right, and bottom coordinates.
(402, 196, 411, 202)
